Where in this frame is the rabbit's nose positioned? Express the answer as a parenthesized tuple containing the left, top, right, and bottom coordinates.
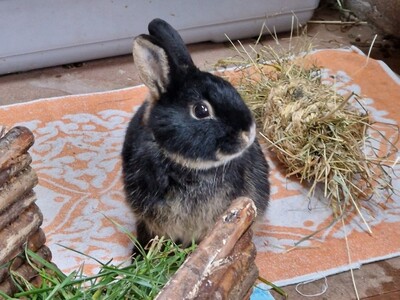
(241, 123, 256, 146)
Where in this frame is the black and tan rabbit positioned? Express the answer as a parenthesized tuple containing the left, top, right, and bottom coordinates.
(122, 18, 269, 254)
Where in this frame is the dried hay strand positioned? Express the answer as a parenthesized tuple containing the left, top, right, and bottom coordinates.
(0, 126, 5, 139)
(226, 32, 399, 222)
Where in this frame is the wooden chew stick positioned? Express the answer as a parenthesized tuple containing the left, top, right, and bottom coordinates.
(233, 262, 259, 300)
(0, 204, 43, 265)
(195, 229, 258, 300)
(0, 229, 46, 283)
(0, 245, 52, 297)
(155, 197, 257, 300)
(237, 264, 259, 300)
(0, 153, 32, 187)
(0, 126, 34, 171)
(0, 191, 36, 230)
(26, 229, 47, 252)
(0, 167, 38, 214)
(223, 236, 259, 300)
(226, 260, 259, 299)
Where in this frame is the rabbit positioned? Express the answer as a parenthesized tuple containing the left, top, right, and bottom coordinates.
(121, 18, 270, 255)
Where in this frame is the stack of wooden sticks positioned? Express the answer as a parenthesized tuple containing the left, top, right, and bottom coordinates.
(0, 126, 51, 297)
(156, 197, 260, 300)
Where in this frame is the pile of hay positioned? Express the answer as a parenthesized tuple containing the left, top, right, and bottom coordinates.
(230, 40, 397, 221)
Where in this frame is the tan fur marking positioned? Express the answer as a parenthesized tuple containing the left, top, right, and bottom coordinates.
(132, 37, 170, 99)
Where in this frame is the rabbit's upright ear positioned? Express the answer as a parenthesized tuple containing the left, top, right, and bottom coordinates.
(132, 35, 170, 98)
(148, 18, 194, 69)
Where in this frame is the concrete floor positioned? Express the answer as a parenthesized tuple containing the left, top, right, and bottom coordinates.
(0, 3, 399, 300)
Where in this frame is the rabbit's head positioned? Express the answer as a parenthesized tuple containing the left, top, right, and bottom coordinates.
(133, 19, 256, 170)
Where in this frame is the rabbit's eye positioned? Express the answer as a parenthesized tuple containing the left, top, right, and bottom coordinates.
(194, 104, 209, 118)
(191, 102, 212, 119)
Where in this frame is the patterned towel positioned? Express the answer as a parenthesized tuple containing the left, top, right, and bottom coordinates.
(1, 48, 399, 286)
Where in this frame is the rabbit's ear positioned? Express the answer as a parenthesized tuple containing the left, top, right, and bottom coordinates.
(132, 35, 170, 98)
(148, 18, 194, 69)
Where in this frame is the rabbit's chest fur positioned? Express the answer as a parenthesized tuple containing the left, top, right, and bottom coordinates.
(145, 167, 236, 245)
(123, 119, 243, 245)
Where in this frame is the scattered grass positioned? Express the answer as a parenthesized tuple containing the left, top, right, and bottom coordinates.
(257, 276, 288, 298)
(3, 235, 195, 300)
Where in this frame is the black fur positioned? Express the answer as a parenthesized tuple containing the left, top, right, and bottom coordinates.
(122, 19, 270, 255)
